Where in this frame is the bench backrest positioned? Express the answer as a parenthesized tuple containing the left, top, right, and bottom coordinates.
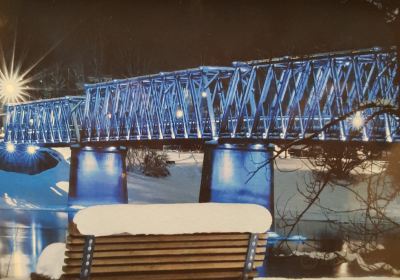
(61, 225, 267, 280)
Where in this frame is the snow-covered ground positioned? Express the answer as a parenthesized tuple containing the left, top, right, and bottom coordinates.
(0, 147, 70, 210)
(1, 148, 400, 224)
(129, 152, 400, 224)
(126, 152, 203, 203)
(125, 151, 400, 224)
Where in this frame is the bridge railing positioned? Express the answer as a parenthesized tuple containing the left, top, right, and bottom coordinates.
(4, 96, 85, 144)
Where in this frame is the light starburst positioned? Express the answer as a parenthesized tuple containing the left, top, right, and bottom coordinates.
(352, 111, 364, 129)
(0, 69, 29, 104)
(0, 30, 32, 104)
(0, 24, 66, 105)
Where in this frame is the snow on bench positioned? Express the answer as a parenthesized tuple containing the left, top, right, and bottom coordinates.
(73, 203, 272, 236)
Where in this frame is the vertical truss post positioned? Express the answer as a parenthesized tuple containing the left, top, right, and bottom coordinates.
(233, 67, 256, 136)
(202, 70, 217, 139)
(70, 100, 83, 143)
(220, 68, 240, 136)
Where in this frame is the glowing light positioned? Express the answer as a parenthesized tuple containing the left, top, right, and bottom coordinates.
(0, 25, 66, 104)
(27, 145, 38, 155)
(107, 113, 112, 119)
(267, 232, 280, 239)
(104, 153, 116, 175)
(83, 152, 97, 172)
(176, 109, 183, 118)
(289, 235, 307, 241)
(6, 142, 15, 153)
(0, 75, 27, 103)
(201, 91, 207, 98)
(262, 133, 267, 139)
(352, 111, 364, 129)
(221, 150, 233, 184)
(10, 251, 30, 278)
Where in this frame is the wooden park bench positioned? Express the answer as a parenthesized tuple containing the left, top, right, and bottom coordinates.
(61, 226, 267, 279)
(58, 203, 272, 280)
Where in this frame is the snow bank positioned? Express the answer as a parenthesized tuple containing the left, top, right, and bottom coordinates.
(74, 203, 272, 236)
(35, 242, 66, 279)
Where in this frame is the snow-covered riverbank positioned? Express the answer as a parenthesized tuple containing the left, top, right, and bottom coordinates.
(1, 148, 400, 225)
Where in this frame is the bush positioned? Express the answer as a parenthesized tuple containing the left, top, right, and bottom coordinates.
(126, 148, 170, 177)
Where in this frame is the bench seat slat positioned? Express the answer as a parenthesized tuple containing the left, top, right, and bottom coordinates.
(64, 253, 265, 266)
(67, 233, 267, 244)
(66, 239, 267, 251)
(65, 247, 266, 258)
(61, 269, 258, 280)
(63, 260, 264, 274)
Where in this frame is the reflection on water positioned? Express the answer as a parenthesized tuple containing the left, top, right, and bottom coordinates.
(336, 262, 350, 277)
(0, 209, 68, 278)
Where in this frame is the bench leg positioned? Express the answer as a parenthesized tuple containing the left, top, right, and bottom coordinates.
(80, 235, 96, 280)
(242, 233, 258, 280)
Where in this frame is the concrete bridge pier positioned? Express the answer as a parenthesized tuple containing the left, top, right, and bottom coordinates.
(199, 141, 275, 219)
(68, 145, 128, 208)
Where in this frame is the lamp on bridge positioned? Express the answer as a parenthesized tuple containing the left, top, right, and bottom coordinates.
(176, 109, 184, 118)
(352, 111, 364, 129)
(0, 72, 29, 136)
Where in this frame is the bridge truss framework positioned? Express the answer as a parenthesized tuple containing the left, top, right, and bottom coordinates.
(3, 47, 400, 146)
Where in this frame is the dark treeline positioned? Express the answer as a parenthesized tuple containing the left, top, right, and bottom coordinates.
(0, 0, 399, 98)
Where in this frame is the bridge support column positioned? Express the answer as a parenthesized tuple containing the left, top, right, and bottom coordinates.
(68, 145, 128, 208)
(199, 141, 274, 218)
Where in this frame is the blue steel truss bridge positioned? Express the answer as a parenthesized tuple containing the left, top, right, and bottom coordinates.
(3, 46, 400, 147)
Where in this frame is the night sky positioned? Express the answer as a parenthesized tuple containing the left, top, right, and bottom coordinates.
(0, 0, 399, 95)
